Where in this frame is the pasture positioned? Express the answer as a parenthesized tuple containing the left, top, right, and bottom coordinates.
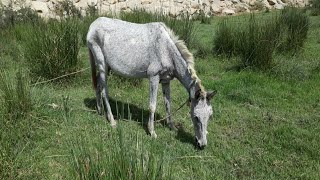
(1, 7, 320, 179)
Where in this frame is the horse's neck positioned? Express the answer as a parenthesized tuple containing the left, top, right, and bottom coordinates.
(173, 56, 196, 97)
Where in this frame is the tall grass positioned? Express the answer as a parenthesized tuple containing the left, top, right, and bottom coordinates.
(236, 15, 282, 69)
(70, 125, 171, 179)
(0, 70, 33, 179)
(213, 14, 282, 70)
(23, 19, 81, 81)
(0, 70, 32, 119)
(213, 19, 237, 57)
(0, 4, 41, 29)
(279, 7, 309, 53)
(310, 0, 320, 16)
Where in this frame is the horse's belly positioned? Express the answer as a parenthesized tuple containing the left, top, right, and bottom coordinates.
(107, 56, 149, 78)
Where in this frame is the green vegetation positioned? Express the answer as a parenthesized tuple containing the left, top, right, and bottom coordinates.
(23, 19, 81, 81)
(310, 0, 320, 16)
(279, 7, 309, 53)
(213, 7, 310, 69)
(0, 4, 319, 179)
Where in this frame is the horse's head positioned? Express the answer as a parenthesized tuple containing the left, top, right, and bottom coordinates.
(190, 89, 216, 149)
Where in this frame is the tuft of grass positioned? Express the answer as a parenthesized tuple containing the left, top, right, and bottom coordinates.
(0, 70, 32, 119)
(310, 0, 320, 16)
(0, 70, 34, 179)
(278, 7, 310, 54)
(69, 125, 171, 179)
(213, 18, 237, 57)
(235, 14, 282, 70)
(23, 19, 81, 81)
(213, 14, 282, 70)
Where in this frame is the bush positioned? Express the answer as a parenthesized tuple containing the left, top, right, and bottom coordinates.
(23, 19, 81, 81)
(235, 15, 282, 69)
(278, 7, 309, 53)
(213, 19, 237, 57)
(310, 0, 320, 16)
(213, 14, 282, 70)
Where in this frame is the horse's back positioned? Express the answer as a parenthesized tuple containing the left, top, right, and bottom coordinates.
(87, 17, 175, 78)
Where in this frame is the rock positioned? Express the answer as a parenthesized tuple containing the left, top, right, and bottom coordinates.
(211, 4, 222, 13)
(232, 0, 240, 3)
(274, 3, 284, 9)
(141, 0, 152, 5)
(267, 0, 277, 5)
(31, 1, 49, 16)
(222, 8, 235, 15)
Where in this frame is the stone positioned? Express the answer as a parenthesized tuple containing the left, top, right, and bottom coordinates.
(222, 8, 235, 15)
(211, 4, 222, 13)
(31, 1, 49, 15)
(274, 3, 284, 9)
(267, 0, 277, 5)
(141, 0, 152, 5)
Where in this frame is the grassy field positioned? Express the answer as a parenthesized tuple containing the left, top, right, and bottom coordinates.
(1, 11, 320, 179)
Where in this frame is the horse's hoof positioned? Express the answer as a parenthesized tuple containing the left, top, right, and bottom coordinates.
(169, 124, 178, 132)
(150, 131, 157, 138)
(110, 121, 117, 128)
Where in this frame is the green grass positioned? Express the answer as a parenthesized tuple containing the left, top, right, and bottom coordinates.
(0, 12, 320, 179)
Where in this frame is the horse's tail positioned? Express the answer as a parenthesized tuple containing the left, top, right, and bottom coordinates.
(88, 48, 97, 90)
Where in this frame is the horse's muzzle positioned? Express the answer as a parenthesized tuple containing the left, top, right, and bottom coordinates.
(195, 137, 207, 150)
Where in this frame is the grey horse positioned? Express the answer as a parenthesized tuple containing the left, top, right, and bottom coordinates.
(87, 17, 216, 149)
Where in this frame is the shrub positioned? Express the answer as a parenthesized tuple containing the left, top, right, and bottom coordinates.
(23, 19, 81, 81)
(213, 14, 282, 70)
(213, 19, 237, 57)
(310, 0, 320, 16)
(278, 7, 309, 53)
(236, 15, 282, 69)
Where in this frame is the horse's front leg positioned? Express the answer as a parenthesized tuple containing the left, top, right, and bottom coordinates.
(148, 75, 160, 138)
(161, 81, 177, 131)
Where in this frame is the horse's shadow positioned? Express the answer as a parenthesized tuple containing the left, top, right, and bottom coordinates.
(83, 97, 195, 146)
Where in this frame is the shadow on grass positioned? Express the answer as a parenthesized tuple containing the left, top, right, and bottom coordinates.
(83, 97, 196, 147)
(83, 97, 161, 134)
(175, 123, 195, 147)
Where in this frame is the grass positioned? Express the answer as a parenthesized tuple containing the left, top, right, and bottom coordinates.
(0, 11, 320, 179)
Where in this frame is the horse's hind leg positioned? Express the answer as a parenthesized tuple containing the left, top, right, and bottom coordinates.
(90, 45, 116, 127)
(99, 66, 116, 127)
(96, 76, 103, 115)
(148, 75, 160, 138)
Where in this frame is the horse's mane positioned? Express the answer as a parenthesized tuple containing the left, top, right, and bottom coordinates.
(161, 23, 205, 94)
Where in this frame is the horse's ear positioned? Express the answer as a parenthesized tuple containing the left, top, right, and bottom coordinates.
(206, 90, 217, 101)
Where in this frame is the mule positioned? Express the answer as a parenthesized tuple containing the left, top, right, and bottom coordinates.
(87, 17, 216, 148)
